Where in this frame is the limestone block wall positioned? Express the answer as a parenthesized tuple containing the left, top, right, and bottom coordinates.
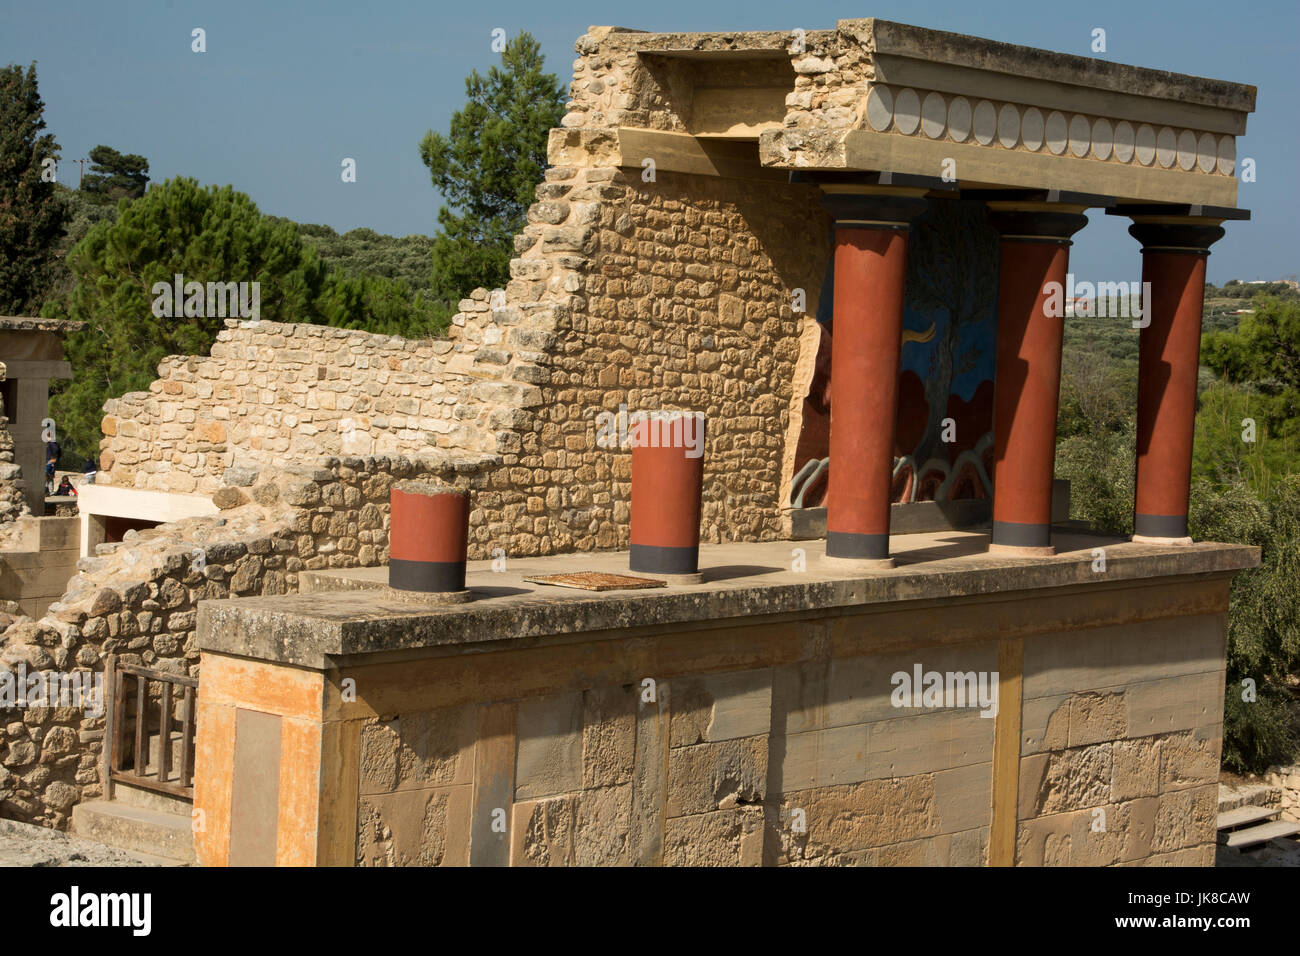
(343, 616, 1223, 867)
(1016, 616, 1227, 866)
(0, 517, 80, 618)
(192, 570, 1236, 867)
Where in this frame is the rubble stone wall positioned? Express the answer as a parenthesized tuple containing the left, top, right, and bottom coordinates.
(96, 163, 829, 556)
(504, 163, 830, 551)
(0, 453, 490, 829)
(98, 316, 523, 498)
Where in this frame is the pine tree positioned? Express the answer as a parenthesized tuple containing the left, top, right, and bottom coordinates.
(0, 62, 69, 313)
(418, 32, 565, 303)
(80, 144, 150, 204)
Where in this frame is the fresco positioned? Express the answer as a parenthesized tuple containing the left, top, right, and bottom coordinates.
(789, 199, 1000, 508)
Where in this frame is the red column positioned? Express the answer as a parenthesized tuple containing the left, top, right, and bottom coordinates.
(820, 190, 927, 566)
(629, 411, 706, 577)
(389, 481, 470, 592)
(1128, 220, 1226, 542)
(987, 208, 1088, 554)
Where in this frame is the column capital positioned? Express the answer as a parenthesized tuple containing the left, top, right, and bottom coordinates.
(819, 186, 929, 229)
(1126, 219, 1226, 255)
(986, 204, 1089, 244)
(1107, 203, 1249, 254)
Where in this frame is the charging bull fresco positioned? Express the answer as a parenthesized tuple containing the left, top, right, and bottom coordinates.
(790, 199, 999, 508)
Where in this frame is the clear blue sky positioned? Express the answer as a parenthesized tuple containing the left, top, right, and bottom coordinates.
(2, 0, 1296, 284)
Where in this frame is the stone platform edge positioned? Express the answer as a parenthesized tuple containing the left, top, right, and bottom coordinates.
(195, 539, 1260, 669)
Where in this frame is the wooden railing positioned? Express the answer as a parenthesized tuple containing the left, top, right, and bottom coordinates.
(102, 654, 198, 801)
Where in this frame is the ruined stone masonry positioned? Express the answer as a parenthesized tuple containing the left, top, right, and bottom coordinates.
(1, 20, 1264, 867)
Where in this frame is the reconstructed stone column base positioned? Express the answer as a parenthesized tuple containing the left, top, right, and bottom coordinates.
(987, 542, 1056, 559)
(821, 553, 896, 571)
(383, 587, 474, 605)
(647, 571, 705, 585)
(1131, 535, 1194, 547)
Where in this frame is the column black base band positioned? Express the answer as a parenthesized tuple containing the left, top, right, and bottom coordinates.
(389, 558, 466, 593)
(826, 531, 890, 560)
(630, 543, 699, 575)
(991, 520, 1051, 549)
(1134, 513, 1188, 538)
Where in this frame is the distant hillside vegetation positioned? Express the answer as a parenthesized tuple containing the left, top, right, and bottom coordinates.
(274, 220, 436, 294)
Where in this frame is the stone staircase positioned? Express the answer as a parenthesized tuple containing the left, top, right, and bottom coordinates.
(1216, 781, 1300, 864)
(72, 780, 196, 865)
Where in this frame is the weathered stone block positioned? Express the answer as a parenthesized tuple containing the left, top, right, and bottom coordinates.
(663, 806, 764, 866)
(781, 775, 938, 858)
(669, 668, 772, 747)
(1152, 784, 1217, 853)
(1019, 743, 1113, 817)
(1158, 728, 1220, 793)
(781, 725, 867, 791)
(356, 785, 471, 866)
(358, 706, 476, 795)
(581, 683, 635, 788)
(666, 736, 767, 817)
(1110, 735, 1161, 802)
(515, 692, 583, 800)
(510, 784, 632, 866)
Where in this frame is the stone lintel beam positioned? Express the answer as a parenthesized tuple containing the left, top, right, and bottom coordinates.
(1107, 203, 1250, 222)
(845, 19, 1256, 115)
(964, 187, 1114, 210)
(830, 129, 1240, 208)
(790, 169, 958, 195)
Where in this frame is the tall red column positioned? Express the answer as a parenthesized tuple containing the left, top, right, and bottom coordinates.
(820, 189, 927, 566)
(987, 207, 1088, 554)
(1126, 219, 1227, 542)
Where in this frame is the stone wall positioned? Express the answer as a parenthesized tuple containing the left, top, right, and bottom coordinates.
(191, 556, 1241, 866)
(1265, 764, 1300, 824)
(505, 163, 829, 551)
(0, 366, 30, 527)
(1016, 616, 1227, 865)
(0, 452, 491, 828)
(346, 612, 1225, 867)
(98, 316, 524, 497)
(97, 156, 828, 557)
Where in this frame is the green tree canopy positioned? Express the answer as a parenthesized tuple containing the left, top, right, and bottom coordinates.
(48, 177, 330, 458)
(1202, 297, 1300, 444)
(80, 144, 150, 203)
(418, 31, 565, 303)
(1191, 477, 1300, 772)
(0, 61, 68, 313)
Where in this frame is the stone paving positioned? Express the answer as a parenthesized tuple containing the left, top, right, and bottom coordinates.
(0, 818, 159, 866)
